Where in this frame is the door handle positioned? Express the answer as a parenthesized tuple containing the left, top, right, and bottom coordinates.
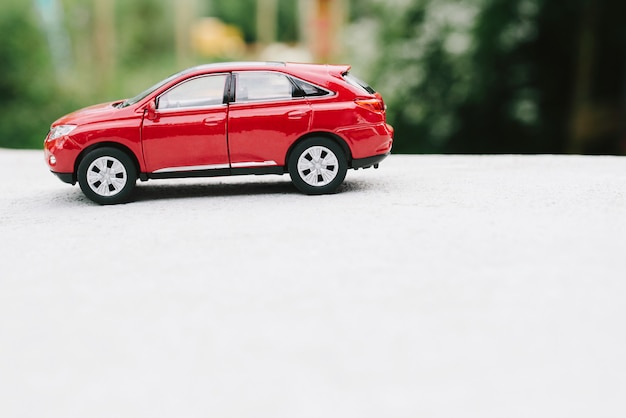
(287, 110, 308, 119)
(203, 116, 223, 126)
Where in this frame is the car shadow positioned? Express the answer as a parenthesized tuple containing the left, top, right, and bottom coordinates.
(132, 179, 297, 202)
(130, 178, 372, 202)
(49, 178, 373, 206)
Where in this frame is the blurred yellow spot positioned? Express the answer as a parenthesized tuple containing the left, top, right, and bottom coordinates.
(191, 17, 246, 58)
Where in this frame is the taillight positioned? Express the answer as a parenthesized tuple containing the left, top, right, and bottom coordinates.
(355, 97, 385, 113)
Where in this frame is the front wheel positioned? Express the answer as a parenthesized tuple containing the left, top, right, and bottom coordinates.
(77, 147, 137, 205)
(288, 137, 348, 195)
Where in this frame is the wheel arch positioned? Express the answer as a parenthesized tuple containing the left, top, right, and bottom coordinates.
(286, 132, 352, 170)
(74, 142, 141, 181)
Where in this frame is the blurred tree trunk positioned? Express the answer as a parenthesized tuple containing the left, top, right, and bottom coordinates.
(301, 0, 347, 62)
(175, 0, 196, 68)
(93, 0, 115, 92)
(257, 0, 278, 46)
(569, 0, 596, 153)
(568, 0, 624, 153)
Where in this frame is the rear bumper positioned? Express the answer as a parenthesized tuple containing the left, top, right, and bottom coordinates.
(338, 122, 394, 160)
(351, 152, 390, 169)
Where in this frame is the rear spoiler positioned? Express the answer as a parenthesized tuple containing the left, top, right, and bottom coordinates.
(326, 64, 351, 77)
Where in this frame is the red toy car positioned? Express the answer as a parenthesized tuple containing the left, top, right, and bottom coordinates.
(44, 62, 393, 204)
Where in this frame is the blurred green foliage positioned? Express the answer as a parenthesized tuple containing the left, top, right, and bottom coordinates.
(1, 0, 625, 154)
(117, 0, 175, 67)
(0, 1, 68, 148)
(350, 0, 626, 154)
(212, 0, 298, 43)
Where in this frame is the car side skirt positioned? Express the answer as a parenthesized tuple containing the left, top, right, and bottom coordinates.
(147, 166, 285, 180)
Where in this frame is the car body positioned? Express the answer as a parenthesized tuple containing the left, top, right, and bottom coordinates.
(44, 61, 393, 204)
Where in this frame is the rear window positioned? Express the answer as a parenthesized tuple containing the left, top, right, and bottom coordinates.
(293, 78, 331, 97)
(343, 72, 376, 94)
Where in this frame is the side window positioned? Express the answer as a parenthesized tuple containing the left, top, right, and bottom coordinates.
(235, 72, 294, 102)
(158, 74, 227, 110)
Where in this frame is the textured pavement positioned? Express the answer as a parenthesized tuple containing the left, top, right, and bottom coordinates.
(1, 149, 626, 418)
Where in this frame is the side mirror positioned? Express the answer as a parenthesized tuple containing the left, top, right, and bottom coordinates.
(146, 100, 158, 121)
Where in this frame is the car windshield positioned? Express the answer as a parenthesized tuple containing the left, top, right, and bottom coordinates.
(119, 69, 192, 108)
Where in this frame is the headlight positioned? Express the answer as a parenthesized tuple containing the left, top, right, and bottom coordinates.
(48, 125, 77, 140)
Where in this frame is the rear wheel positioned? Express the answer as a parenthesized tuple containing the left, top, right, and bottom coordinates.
(288, 137, 347, 195)
(77, 147, 136, 205)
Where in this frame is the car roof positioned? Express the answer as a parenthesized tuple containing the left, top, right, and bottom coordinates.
(183, 61, 351, 78)
(191, 61, 286, 72)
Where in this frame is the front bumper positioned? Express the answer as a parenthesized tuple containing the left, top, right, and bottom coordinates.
(51, 171, 75, 185)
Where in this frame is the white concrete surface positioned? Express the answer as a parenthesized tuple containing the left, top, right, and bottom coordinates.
(1, 149, 626, 418)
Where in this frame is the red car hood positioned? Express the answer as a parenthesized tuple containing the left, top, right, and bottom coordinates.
(53, 101, 124, 126)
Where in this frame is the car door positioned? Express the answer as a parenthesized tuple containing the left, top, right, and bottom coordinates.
(141, 73, 230, 174)
(227, 71, 311, 169)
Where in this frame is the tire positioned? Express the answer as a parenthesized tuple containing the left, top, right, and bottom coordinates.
(77, 147, 137, 205)
(288, 137, 348, 195)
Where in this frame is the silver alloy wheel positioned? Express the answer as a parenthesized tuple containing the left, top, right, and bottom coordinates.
(86, 156, 128, 197)
(297, 145, 339, 187)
